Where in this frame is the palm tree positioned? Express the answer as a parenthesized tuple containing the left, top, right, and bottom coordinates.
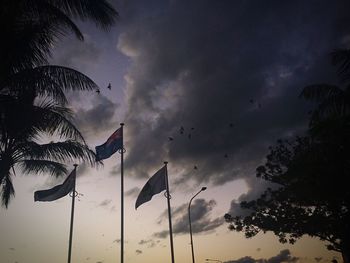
(300, 49, 350, 138)
(0, 0, 118, 207)
(300, 49, 350, 118)
(0, 93, 98, 207)
(1, 0, 118, 76)
(299, 51, 350, 262)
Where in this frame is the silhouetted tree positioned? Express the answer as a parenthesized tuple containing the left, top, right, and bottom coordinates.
(225, 51, 350, 263)
(0, 95, 97, 207)
(0, 1, 118, 207)
(1, 0, 118, 75)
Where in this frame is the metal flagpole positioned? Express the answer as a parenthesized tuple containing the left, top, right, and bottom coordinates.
(68, 164, 78, 263)
(119, 123, 125, 263)
(164, 161, 175, 263)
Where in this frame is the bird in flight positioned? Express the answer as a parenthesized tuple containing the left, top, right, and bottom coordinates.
(107, 83, 112, 90)
(180, 126, 184, 134)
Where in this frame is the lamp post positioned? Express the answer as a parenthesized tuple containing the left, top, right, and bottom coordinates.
(188, 186, 207, 263)
(205, 259, 223, 263)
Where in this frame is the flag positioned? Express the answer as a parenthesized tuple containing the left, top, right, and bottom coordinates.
(34, 169, 76, 202)
(95, 128, 123, 161)
(135, 166, 167, 209)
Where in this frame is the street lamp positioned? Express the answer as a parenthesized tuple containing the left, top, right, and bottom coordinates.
(188, 186, 207, 263)
(205, 259, 223, 263)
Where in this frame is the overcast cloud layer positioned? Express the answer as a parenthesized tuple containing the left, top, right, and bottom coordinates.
(114, 0, 350, 216)
(118, 0, 350, 178)
(50, 0, 350, 218)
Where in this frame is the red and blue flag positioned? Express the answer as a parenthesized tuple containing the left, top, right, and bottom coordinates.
(95, 128, 123, 161)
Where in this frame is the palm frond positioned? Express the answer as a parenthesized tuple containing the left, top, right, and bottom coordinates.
(331, 49, 350, 82)
(18, 159, 67, 177)
(50, 0, 118, 30)
(3, 65, 99, 104)
(31, 0, 84, 40)
(3, 69, 67, 105)
(2, 2, 81, 74)
(33, 102, 85, 141)
(300, 84, 343, 101)
(1, 175, 15, 208)
(18, 140, 98, 167)
(2, 20, 56, 74)
(315, 95, 350, 118)
(31, 65, 99, 93)
(1, 97, 85, 144)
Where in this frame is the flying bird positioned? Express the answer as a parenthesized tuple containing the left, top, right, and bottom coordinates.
(107, 83, 111, 90)
(179, 126, 184, 134)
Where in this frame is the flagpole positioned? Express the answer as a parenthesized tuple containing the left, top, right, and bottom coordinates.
(119, 123, 125, 263)
(164, 161, 175, 263)
(68, 164, 78, 263)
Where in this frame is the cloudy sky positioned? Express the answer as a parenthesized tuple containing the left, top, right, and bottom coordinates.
(1, 0, 349, 262)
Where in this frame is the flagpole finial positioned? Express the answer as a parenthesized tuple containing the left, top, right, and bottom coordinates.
(164, 161, 168, 165)
(73, 164, 78, 168)
(120, 123, 125, 126)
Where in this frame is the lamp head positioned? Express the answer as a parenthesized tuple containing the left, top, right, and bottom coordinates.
(201, 187, 207, 191)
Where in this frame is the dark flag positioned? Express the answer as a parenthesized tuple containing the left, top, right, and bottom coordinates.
(95, 128, 123, 161)
(34, 169, 76, 202)
(135, 166, 167, 209)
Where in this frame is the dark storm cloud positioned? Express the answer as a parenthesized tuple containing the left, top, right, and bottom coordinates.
(225, 249, 299, 263)
(118, 0, 350, 184)
(117, 0, 350, 216)
(73, 94, 119, 138)
(154, 198, 223, 238)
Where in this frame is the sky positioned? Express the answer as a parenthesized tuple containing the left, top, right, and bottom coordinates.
(1, 0, 350, 262)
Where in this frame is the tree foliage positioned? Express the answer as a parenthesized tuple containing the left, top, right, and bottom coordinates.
(0, 0, 118, 207)
(225, 51, 350, 262)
